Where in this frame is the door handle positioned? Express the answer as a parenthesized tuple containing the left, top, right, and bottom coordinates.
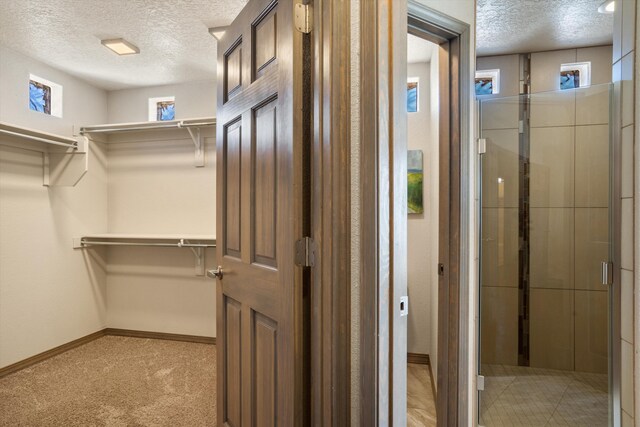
(207, 266, 224, 280)
(601, 261, 612, 286)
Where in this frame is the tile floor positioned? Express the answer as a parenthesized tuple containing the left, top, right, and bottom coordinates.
(407, 363, 437, 426)
(479, 364, 608, 426)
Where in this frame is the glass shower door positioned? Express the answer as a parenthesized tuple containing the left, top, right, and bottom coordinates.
(478, 84, 613, 426)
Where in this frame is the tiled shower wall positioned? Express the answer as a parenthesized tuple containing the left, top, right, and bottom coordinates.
(615, 0, 636, 425)
(479, 46, 612, 373)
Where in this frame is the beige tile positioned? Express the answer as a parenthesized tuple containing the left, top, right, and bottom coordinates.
(575, 125, 610, 207)
(480, 97, 520, 130)
(530, 208, 574, 290)
(530, 289, 574, 370)
(575, 290, 608, 374)
(530, 91, 576, 128)
(577, 46, 613, 86)
(621, 125, 634, 198)
(531, 49, 577, 93)
(576, 85, 610, 126)
(575, 208, 609, 291)
(622, 0, 636, 57)
(480, 365, 608, 426)
(551, 373, 609, 425)
(621, 269, 634, 344)
(621, 340, 634, 416)
(481, 129, 520, 208)
(480, 287, 518, 365)
(477, 55, 521, 98)
(622, 53, 635, 128)
(622, 410, 634, 427)
(482, 208, 518, 288)
(621, 198, 634, 270)
(530, 127, 575, 208)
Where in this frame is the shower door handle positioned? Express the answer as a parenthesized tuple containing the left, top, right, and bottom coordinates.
(601, 261, 612, 286)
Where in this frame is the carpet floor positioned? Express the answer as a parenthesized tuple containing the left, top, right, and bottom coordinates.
(0, 336, 217, 426)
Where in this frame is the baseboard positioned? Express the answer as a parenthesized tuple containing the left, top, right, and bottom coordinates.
(0, 330, 106, 379)
(104, 328, 216, 345)
(407, 352, 430, 365)
(0, 328, 216, 379)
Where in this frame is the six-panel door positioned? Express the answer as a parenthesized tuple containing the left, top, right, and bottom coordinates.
(215, 0, 307, 425)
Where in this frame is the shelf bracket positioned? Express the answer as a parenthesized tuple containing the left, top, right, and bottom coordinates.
(182, 239, 206, 276)
(185, 126, 205, 168)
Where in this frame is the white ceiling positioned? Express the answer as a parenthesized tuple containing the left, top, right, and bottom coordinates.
(477, 0, 614, 56)
(407, 34, 438, 64)
(0, 0, 615, 89)
(0, 0, 248, 90)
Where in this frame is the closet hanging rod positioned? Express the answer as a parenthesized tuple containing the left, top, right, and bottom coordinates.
(80, 239, 216, 248)
(0, 129, 78, 149)
(79, 120, 216, 135)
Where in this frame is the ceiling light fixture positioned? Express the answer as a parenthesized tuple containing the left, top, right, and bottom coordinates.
(208, 27, 228, 41)
(101, 38, 140, 56)
(598, 0, 615, 14)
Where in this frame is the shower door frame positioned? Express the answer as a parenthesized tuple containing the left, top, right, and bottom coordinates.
(476, 84, 622, 426)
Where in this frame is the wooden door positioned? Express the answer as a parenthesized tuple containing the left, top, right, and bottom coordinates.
(215, 0, 309, 425)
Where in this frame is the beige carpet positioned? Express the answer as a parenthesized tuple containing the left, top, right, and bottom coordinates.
(0, 336, 216, 426)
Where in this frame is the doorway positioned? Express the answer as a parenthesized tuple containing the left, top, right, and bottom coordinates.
(406, 32, 440, 426)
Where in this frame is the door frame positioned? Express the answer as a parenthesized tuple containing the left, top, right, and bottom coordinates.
(310, 0, 353, 424)
(358, 1, 472, 424)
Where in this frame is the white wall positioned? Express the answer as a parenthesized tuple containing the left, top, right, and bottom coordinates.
(104, 83, 217, 337)
(0, 47, 109, 368)
(107, 80, 216, 123)
(429, 51, 440, 383)
(407, 61, 439, 357)
(104, 128, 216, 337)
(0, 46, 108, 137)
(0, 46, 218, 369)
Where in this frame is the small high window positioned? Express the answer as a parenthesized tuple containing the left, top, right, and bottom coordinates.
(29, 74, 62, 117)
(560, 62, 591, 90)
(148, 96, 176, 121)
(407, 78, 419, 113)
(475, 69, 500, 96)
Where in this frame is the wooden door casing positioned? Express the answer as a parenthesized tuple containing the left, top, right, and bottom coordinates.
(215, 0, 308, 425)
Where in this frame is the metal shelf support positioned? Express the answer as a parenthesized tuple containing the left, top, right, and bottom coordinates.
(184, 127, 204, 167)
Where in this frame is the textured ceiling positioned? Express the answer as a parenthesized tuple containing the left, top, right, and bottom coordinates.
(0, 0, 248, 90)
(477, 0, 614, 56)
(407, 34, 438, 64)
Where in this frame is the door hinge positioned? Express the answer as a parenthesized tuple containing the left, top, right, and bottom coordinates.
(295, 237, 316, 267)
(477, 138, 486, 155)
(294, 3, 312, 34)
(477, 375, 485, 391)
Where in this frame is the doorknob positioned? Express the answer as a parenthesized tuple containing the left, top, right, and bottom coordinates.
(207, 266, 224, 280)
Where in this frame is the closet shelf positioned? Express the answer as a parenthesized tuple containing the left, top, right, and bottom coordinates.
(79, 118, 216, 167)
(0, 122, 89, 187)
(74, 234, 216, 276)
(0, 121, 86, 151)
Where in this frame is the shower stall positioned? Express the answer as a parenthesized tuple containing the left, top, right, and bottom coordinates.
(478, 81, 616, 426)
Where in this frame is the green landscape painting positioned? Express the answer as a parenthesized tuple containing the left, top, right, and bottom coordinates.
(408, 150, 423, 214)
